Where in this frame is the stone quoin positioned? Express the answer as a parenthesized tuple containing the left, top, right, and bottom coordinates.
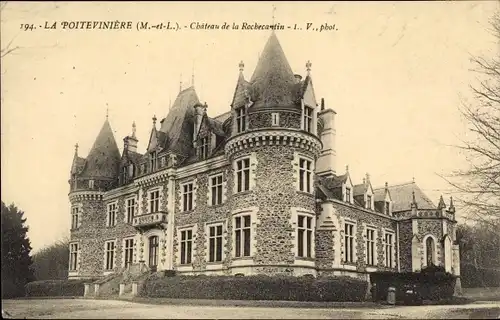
(67, 32, 461, 286)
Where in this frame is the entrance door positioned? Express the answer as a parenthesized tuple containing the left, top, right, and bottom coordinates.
(149, 236, 159, 272)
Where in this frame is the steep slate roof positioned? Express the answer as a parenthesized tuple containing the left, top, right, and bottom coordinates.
(374, 182, 436, 212)
(124, 150, 143, 164)
(80, 119, 121, 179)
(373, 188, 387, 202)
(214, 111, 231, 124)
(249, 32, 298, 110)
(71, 156, 86, 175)
(231, 72, 252, 109)
(158, 86, 200, 156)
(353, 184, 367, 196)
(321, 173, 348, 189)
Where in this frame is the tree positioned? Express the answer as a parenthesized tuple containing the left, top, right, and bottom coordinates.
(443, 12, 500, 228)
(1, 201, 34, 298)
(32, 238, 69, 281)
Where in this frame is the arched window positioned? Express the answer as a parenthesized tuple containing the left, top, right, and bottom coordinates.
(426, 236, 435, 266)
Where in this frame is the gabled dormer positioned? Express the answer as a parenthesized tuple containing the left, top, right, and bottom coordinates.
(353, 173, 375, 210)
(193, 108, 227, 162)
(342, 166, 354, 204)
(374, 182, 393, 215)
(146, 115, 162, 173)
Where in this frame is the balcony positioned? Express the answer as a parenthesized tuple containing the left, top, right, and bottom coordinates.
(132, 212, 168, 229)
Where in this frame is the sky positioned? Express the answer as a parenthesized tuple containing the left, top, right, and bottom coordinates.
(1, 1, 498, 253)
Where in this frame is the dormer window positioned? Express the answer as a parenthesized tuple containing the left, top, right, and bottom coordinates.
(150, 151, 157, 172)
(236, 107, 247, 133)
(303, 106, 313, 133)
(88, 180, 94, 189)
(140, 164, 145, 175)
(385, 201, 391, 215)
(199, 137, 209, 160)
(128, 164, 134, 177)
(345, 187, 351, 203)
(366, 195, 372, 210)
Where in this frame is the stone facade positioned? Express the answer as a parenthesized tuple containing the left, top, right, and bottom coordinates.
(67, 31, 460, 281)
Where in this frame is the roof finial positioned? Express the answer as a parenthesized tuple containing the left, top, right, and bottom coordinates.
(132, 121, 136, 138)
(449, 196, 455, 213)
(106, 104, 109, 120)
(152, 115, 157, 127)
(272, 4, 277, 25)
(306, 60, 312, 75)
(438, 195, 446, 210)
(385, 181, 389, 189)
(180, 74, 183, 92)
(345, 165, 349, 173)
(239, 60, 245, 73)
(74, 143, 79, 155)
(412, 176, 415, 183)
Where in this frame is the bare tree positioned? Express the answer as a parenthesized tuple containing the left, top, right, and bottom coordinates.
(442, 12, 500, 228)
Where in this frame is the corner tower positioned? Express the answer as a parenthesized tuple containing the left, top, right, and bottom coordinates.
(68, 117, 121, 279)
(225, 32, 323, 276)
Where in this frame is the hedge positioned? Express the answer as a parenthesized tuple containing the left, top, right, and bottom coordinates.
(141, 275, 368, 302)
(25, 279, 87, 297)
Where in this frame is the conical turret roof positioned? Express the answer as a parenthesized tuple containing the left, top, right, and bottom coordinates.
(80, 119, 121, 179)
(250, 32, 298, 109)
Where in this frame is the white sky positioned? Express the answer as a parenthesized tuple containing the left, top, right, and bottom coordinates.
(1, 1, 498, 252)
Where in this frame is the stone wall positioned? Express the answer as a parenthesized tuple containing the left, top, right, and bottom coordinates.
(247, 111, 301, 130)
(398, 219, 413, 272)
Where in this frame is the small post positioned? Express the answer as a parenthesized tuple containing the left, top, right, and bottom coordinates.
(84, 283, 91, 297)
(119, 283, 125, 296)
(94, 283, 100, 297)
(131, 282, 138, 296)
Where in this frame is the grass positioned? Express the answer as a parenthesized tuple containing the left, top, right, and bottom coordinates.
(463, 287, 500, 301)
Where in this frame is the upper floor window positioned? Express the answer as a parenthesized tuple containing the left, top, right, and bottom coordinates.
(297, 215, 313, 258)
(385, 202, 391, 215)
(88, 179, 95, 189)
(210, 174, 223, 206)
(126, 197, 136, 223)
(345, 187, 351, 203)
(384, 233, 394, 268)
(121, 167, 127, 184)
(150, 151, 157, 172)
(299, 158, 313, 193)
(234, 215, 251, 258)
(69, 243, 79, 271)
(236, 107, 247, 133)
(366, 228, 376, 266)
(180, 229, 193, 265)
(149, 189, 160, 213)
(128, 164, 134, 177)
(140, 164, 145, 175)
(208, 224, 223, 263)
(303, 106, 313, 133)
(366, 195, 372, 210)
(344, 222, 355, 263)
(235, 158, 250, 193)
(71, 207, 79, 230)
(182, 182, 194, 212)
(199, 137, 209, 160)
(106, 203, 117, 227)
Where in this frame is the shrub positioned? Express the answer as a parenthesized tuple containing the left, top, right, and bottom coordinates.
(141, 275, 368, 302)
(25, 279, 86, 297)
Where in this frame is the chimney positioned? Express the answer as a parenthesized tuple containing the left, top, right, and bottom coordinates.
(316, 100, 337, 178)
(321, 98, 325, 111)
(124, 122, 138, 153)
(294, 74, 302, 83)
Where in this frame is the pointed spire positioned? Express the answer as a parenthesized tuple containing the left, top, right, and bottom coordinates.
(449, 196, 455, 213)
(438, 195, 446, 210)
(306, 60, 312, 75)
(366, 173, 370, 185)
(272, 4, 277, 25)
(132, 121, 137, 138)
(239, 60, 245, 73)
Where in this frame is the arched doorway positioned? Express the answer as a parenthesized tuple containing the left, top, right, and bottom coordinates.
(149, 236, 159, 272)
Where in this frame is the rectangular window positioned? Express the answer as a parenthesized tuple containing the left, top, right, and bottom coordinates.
(366, 228, 375, 265)
(236, 107, 247, 133)
(69, 243, 79, 271)
(105, 240, 116, 270)
(385, 202, 390, 215)
(71, 207, 79, 229)
(297, 215, 313, 258)
(107, 203, 117, 227)
(234, 215, 251, 258)
(344, 223, 355, 263)
(149, 189, 160, 213)
(182, 183, 194, 212)
(366, 195, 372, 209)
(210, 174, 223, 206)
(236, 158, 250, 193)
(88, 180, 94, 189)
(208, 224, 223, 263)
(345, 187, 351, 203)
(124, 238, 134, 267)
(385, 233, 394, 268)
(299, 158, 313, 193)
(199, 137, 209, 160)
(303, 106, 313, 133)
(272, 113, 279, 126)
(150, 151, 157, 172)
(180, 229, 193, 265)
(126, 198, 136, 223)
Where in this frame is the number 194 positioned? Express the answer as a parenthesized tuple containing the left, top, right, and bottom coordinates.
(20, 24, 35, 31)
